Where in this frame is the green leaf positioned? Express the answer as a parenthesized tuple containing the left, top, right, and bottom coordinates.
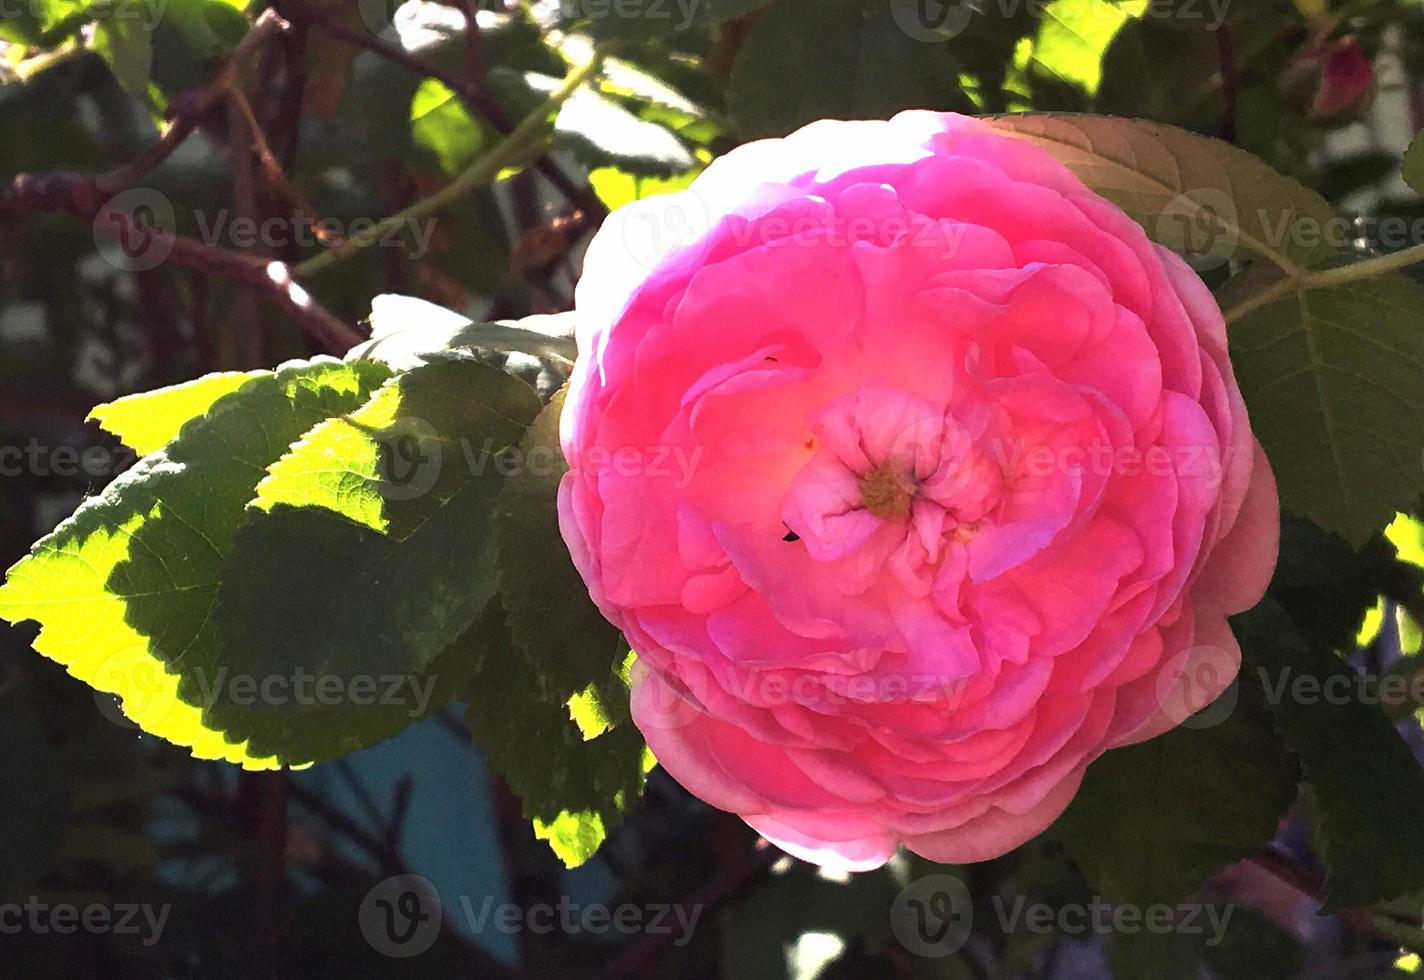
(1270, 514, 1399, 654)
(0, 7, 48, 45)
(149, 0, 250, 98)
(494, 387, 625, 701)
(1029, 0, 1145, 95)
(208, 358, 541, 761)
(552, 77, 697, 177)
(0, 358, 392, 769)
(1236, 599, 1424, 911)
(411, 79, 495, 176)
(589, 165, 700, 211)
(1403, 129, 1424, 197)
(726, 0, 969, 138)
(88, 370, 265, 455)
(463, 602, 648, 868)
(91, 6, 155, 100)
(348, 296, 577, 372)
(983, 114, 1341, 275)
(0, 0, 86, 44)
(1227, 273, 1424, 545)
(1056, 669, 1296, 905)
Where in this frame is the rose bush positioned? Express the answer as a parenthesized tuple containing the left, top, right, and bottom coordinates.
(559, 111, 1280, 870)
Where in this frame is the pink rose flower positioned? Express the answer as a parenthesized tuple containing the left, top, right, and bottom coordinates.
(559, 112, 1280, 870)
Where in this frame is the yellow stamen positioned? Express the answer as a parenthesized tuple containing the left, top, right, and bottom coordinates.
(858, 463, 912, 520)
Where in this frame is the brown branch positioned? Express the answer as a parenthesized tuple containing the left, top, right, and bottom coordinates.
(1216, 26, 1238, 144)
(90, 207, 363, 353)
(225, 80, 339, 244)
(0, 8, 365, 356)
(94, 8, 292, 198)
(460, 0, 487, 93)
(0, 11, 286, 214)
(304, 8, 607, 222)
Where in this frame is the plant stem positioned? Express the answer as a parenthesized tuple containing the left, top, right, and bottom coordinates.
(1224, 241, 1424, 323)
(290, 50, 604, 280)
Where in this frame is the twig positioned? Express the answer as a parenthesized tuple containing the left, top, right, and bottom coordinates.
(460, 1, 487, 92)
(225, 81, 336, 242)
(93, 9, 291, 198)
(89, 206, 364, 353)
(304, 8, 606, 220)
(246, 771, 289, 980)
(291, 49, 606, 279)
(1216, 26, 1237, 144)
(1224, 240, 1424, 322)
(0, 8, 364, 355)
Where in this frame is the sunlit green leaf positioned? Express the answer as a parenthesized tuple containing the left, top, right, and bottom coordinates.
(0, 359, 392, 769)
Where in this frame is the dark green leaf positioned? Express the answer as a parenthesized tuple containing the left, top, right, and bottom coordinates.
(1403, 129, 1424, 197)
(1227, 272, 1424, 545)
(208, 358, 541, 761)
(1056, 669, 1296, 905)
(463, 602, 647, 868)
(727, 0, 969, 138)
(494, 387, 625, 701)
(0, 358, 393, 768)
(984, 114, 1341, 273)
(1236, 599, 1424, 911)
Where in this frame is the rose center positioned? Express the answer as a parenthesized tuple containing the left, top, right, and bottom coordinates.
(858, 462, 912, 520)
